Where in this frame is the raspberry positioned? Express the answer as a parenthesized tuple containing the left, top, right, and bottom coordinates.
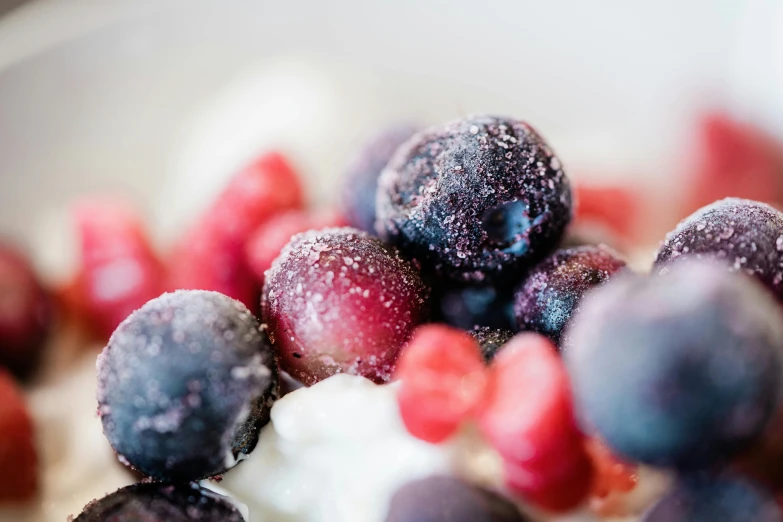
(573, 183, 642, 242)
(73, 199, 164, 339)
(586, 438, 639, 517)
(170, 151, 304, 310)
(245, 209, 347, 282)
(477, 333, 592, 511)
(395, 324, 487, 443)
(684, 112, 783, 215)
(0, 369, 37, 503)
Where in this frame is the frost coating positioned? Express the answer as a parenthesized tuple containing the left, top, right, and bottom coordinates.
(97, 290, 279, 481)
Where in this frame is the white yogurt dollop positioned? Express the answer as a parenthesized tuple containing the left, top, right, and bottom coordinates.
(219, 374, 500, 522)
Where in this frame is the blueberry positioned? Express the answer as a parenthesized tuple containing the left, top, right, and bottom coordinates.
(642, 474, 782, 522)
(385, 475, 526, 522)
(435, 283, 516, 331)
(469, 326, 514, 362)
(565, 260, 783, 468)
(73, 482, 245, 521)
(655, 198, 783, 302)
(97, 290, 279, 481)
(376, 115, 572, 283)
(513, 245, 626, 345)
(341, 124, 419, 233)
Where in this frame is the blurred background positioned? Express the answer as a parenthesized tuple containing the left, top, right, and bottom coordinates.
(1, 0, 782, 279)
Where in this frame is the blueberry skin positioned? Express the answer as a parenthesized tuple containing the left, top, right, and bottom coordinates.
(342, 124, 419, 233)
(643, 474, 782, 522)
(435, 283, 516, 331)
(513, 245, 626, 345)
(97, 290, 278, 481)
(376, 115, 572, 284)
(386, 476, 527, 522)
(565, 260, 783, 469)
(469, 326, 514, 363)
(73, 482, 245, 521)
(655, 198, 783, 302)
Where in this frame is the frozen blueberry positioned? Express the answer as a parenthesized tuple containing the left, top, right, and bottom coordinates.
(97, 290, 278, 481)
(0, 244, 52, 379)
(342, 124, 419, 233)
(469, 326, 514, 362)
(642, 474, 782, 522)
(262, 227, 429, 385)
(435, 283, 516, 331)
(73, 482, 245, 521)
(655, 198, 783, 302)
(513, 245, 626, 345)
(565, 260, 783, 468)
(386, 475, 526, 522)
(376, 115, 572, 283)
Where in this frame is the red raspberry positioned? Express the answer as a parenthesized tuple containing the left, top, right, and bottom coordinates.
(477, 333, 593, 512)
(395, 324, 487, 443)
(573, 183, 641, 241)
(684, 112, 783, 214)
(245, 209, 347, 282)
(0, 369, 37, 503)
(170, 152, 304, 310)
(74, 199, 164, 339)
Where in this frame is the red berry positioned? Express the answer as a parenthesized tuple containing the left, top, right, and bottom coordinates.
(262, 228, 429, 385)
(74, 199, 164, 339)
(0, 245, 52, 379)
(170, 152, 304, 310)
(0, 369, 37, 503)
(245, 209, 347, 282)
(478, 333, 593, 512)
(395, 324, 487, 443)
(585, 437, 638, 517)
(684, 112, 783, 213)
(573, 183, 641, 241)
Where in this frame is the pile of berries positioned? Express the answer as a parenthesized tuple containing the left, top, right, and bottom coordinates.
(6, 109, 783, 521)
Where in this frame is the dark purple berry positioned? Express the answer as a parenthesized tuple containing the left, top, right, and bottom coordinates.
(642, 474, 782, 522)
(376, 115, 572, 284)
(97, 290, 278, 482)
(0, 244, 52, 379)
(513, 245, 626, 345)
(262, 227, 429, 386)
(566, 260, 783, 469)
(342, 124, 419, 233)
(469, 326, 514, 362)
(436, 283, 515, 331)
(385, 476, 526, 522)
(73, 482, 244, 521)
(655, 198, 783, 302)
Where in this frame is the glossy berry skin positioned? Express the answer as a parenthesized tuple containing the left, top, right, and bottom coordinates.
(435, 283, 516, 331)
(263, 227, 429, 386)
(74, 200, 164, 340)
(642, 474, 782, 522)
(97, 290, 278, 481)
(395, 325, 486, 443)
(171, 151, 304, 310)
(73, 483, 244, 521)
(0, 245, 52, 379)
(0, 369, 37, 503)
(469, 326, 513, 362)
(566, 260, 783, 469)
(245, 209, 347, 282)
(386, 475, 526, 522)
(342, 124, 418, 233)
(655, 198, 783, 302)
(513, 246, 626, 345)
(376, 115, 572, 284)
(478, 333, 593, 512)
